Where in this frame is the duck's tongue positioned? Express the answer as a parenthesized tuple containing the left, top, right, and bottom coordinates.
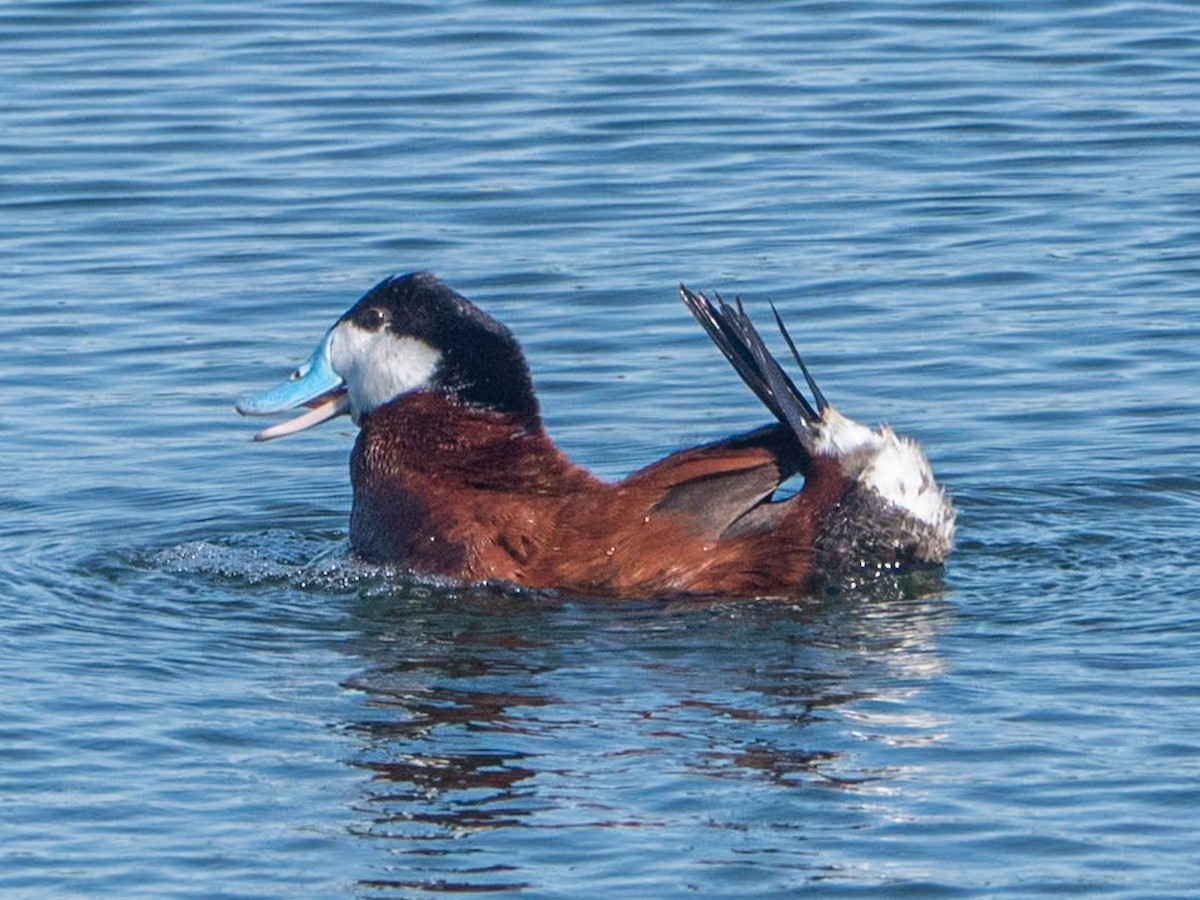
(250, 390, 351, 442)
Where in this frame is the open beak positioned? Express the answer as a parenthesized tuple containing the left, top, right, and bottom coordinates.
(236, 331, 350, 442)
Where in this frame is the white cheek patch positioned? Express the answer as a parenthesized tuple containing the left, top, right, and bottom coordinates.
(329, 321, 442, 418)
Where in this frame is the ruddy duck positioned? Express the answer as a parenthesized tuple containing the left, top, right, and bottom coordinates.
(237, 273, 954, 598)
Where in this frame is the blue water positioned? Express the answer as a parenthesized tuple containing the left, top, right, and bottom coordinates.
(4, 1, 1200, 896)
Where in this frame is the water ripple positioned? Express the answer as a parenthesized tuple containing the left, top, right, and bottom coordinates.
(4, 0, 1200, 896)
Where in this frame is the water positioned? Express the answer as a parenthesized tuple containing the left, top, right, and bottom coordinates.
(3, 1, 1199, 896)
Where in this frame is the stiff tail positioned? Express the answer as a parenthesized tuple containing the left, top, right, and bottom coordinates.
(681, 284, 956, 568)
(679, 285, 828, 453)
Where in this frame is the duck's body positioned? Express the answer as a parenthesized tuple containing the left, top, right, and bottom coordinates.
(238, 273, 954, 599)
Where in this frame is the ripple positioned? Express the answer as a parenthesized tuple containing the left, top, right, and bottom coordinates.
(5, 0, 1200, 896)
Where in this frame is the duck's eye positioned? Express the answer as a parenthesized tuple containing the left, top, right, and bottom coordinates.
(358, 306, 388, 331)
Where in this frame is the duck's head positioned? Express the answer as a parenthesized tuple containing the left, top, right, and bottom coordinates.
(237, 272, 540, 441)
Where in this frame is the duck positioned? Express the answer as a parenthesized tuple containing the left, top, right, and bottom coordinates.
(237, 272, 954, 599)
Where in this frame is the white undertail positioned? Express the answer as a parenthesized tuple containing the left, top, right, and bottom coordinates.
(812, 406, 955, 544)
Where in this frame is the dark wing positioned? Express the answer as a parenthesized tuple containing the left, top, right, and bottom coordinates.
(636, 424, 804, 537)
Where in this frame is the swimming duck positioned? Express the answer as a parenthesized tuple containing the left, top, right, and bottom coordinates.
(237, 273, 954, 598)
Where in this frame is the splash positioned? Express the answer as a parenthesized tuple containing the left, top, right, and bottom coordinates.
(150, 531, 383, 592)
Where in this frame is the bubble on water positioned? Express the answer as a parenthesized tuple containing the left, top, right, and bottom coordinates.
(145, 530, 480, 601)
(148, 530, 377, 589)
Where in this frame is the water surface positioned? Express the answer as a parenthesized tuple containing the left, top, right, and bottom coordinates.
(3, 1, 1200, 896)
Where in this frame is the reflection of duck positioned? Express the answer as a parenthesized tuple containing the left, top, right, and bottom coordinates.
(238, 273, 954, 598)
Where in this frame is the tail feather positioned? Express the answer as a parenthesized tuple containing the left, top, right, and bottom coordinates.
(679, 285, 826, 453)
(680, 284, 957, 570)
(768, 302, 828, 413)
